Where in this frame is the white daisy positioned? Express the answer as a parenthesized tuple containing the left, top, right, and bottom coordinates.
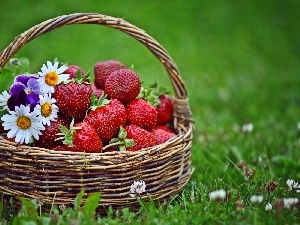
(0, 90, 10, 110)
(129, 180, 146, 197)
(1, 105, 45, 144)
(35, 94, 59, 126)
(37, 61, 69, 95)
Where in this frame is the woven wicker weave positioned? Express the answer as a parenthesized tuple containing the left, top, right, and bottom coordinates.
(0, 13, 194, 212)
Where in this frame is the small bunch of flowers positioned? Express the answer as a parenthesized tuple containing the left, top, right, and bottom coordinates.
(209, 189, 226, 202)
(0, 60, 69, 144)
(129, 180, 146, 197)
(250, 195, 264, 204)
(286, 179, 300, 193)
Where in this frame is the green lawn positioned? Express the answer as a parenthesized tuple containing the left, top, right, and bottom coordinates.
(1, 0, 300, 224)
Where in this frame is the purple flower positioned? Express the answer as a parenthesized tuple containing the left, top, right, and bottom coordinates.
(25, 77, 41, 95)
(8, 75, 41, 111)
(7, 90, 27, 111)
(27, 93, 40, 111)
(14, 74, 31, 86)
(10, 82, 26, 96)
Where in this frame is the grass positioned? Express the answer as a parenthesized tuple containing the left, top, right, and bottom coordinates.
(1, 0, 300, 224)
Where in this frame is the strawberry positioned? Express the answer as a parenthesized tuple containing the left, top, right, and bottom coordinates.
(94, 60, 126, 89)
(156, 94, 173, 125)
(57, 119, 103, 152)
(150, 125, 176, 145)
(127, 98, 157, 130)
(91, 83, 104, 98)
(84, 96, 127, 143)
(64, 65, 86, 80)
(105, 69, 141, 104)
(34, 118, 69, 149)
(53, 77, 92, 122)
(124, 125, 156, 151)
(138, 82, 173, 125)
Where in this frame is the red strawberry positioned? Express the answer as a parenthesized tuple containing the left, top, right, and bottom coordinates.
(127, 99, 157, 130)
(105, 69, 141, 104)
(91, 83, 104, 98)
(94, 60, 126, 89)
(124, 125, 156, 151)
(57, 120, 103, 152)
(137, 82, 173, 125)
(64, 65, 86, 80)
(156, 94, 173, 125)
(150, 125, 176, 145)
(53, 82, 92, 122)
(35, 118, 69, 149)
(84, 97, 127, 143)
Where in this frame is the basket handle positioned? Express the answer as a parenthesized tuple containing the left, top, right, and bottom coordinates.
(0, 13, 193, 125)
(0, 13, 187, 98)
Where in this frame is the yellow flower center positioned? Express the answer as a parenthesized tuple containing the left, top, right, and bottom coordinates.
(41, 103, 52, 117)
(16, 116, 31, 129)
(45, 71, 59, 86)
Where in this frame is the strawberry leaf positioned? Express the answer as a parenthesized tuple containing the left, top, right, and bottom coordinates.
(56, 118, 81, 147)
(103, 126, 135, 151)
(90, 93, 110, 111)
(5, 57, 30, 75)
(0, 69, 15, 94)
(138, 82, 171, 107)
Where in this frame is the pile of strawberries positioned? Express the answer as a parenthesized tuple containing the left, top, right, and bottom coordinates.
(31, 59, 176, 153)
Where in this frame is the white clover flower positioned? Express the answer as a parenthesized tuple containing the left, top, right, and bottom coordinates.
(0, 90, 10, 110)
(37, 61, 69, 95)
(129, 180, 146, 197)
(250, 195, 263, 204)
(242, 123, 254, 133)
(209, 189, 226, 201)
(1, 105, 45, 144)
(35, 94, 59, 126)
(286, 179, 300, 193)
(283, 198, 299, 210)
(265, 202, 272, 211)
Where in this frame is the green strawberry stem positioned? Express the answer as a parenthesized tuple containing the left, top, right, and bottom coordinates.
(55, 118, 81, 147)
(64, 70, 91, 84)
(102, 126, 135, 151)
(138, 82, 170, 107)
(90, 93, 111, 111)
(102, 139, 135, 151)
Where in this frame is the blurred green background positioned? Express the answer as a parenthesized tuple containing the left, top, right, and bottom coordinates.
(1, 0, 299, 180)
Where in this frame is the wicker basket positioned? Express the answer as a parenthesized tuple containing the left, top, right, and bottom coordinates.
(0, 13, 194, 212)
